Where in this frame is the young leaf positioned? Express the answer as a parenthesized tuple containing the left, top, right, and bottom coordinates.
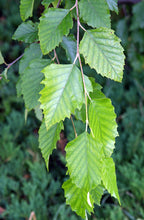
(12, 21, 38, 43)
(80, 28, 125, 82)
(102, 158, 120, 204)
(20, 0, 34, 21)
(63, 178, 94, 218)
(0, 51, 4, 65)
(66, 132, 103, 190)
(39, 120, 63, 170)
(90, 185, 105, 206)
(39, 64, 84, 130)
(89, 97, 118, 157)
(22, 59, 50, 110)
(38, 8, 73, 54)
(79, 0, 111, 28)
(106, 0, 118, 14)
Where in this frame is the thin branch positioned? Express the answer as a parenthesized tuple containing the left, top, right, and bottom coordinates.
(79, 23, 87, 32)
(70, 115, 77, 138)
(28, 211, 36, 220)
(75, 0, 89, 131)
(56, 0, 61, 8)
(54, 49, 60, 64)
(70, 3, 76, 11)
(6, 53, 24, 69)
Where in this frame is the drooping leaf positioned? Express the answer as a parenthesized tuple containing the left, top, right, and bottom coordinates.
(38, 8, 73, 54)
(39, 120, 63, 170)
(79, 0, 111, 28)
(20, 0, 34, 21)
(102, 158, 120, 204)
(106, 0, 118, 14)
(89, 96, 118, 157)
(40, 64, 84, 130)
(66, 132, 103, 190)
(19, 43, 42, 75)
(80, 28, 125, 82)
(13, 21, 38, 43)
(90, 185, 105, 206)
(63, 178, 94, 218)
(61, 36, 77, 64)
(22, 59, 50, 110)
(0, 51, 4, 65)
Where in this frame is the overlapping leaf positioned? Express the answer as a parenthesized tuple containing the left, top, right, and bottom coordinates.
(90, 185, 105, 206)
(106, 0, 118, 13)
(38, 8, 73, 54)
(13, 21, 38, 43)
(66, 132, 103, 190)
(22, 59, 50, 110)
(40, 64, 84, 130)
(89, 94, 118, 157)
(102, 158, 120, 203)
(0, 51, 4, 65)
(80, 28, 125, 82)
(63, 178, 94, 218)
(79, 0, 111, 28)
(20, 0, 34, 21)
(39, 120, 63, 170)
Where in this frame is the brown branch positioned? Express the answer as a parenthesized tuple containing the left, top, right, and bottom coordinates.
(70, 115, 77, 138)
(28, 211, 36, 220)
(56, 0, 61, 8)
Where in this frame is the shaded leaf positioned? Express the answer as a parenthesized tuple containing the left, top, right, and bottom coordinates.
(20, 0, 34, 21)
(106, 0, 118, 14)
(80, 28, 125, 82)
(13, 21, 38, 43)
(66, 132, 103, 190)
(63, 178, 94, 218)
(79, 0, 111, 28)
(39, 120, 63, 170)
(22, 58, 50, 110)
(40, 64, 84, 130)
(102, 158, 120, 204)
(89, 96, 118, 157)
(0, 51, 4, 65)
(90, 185, 105, 206)
(38, 8, 73, 54)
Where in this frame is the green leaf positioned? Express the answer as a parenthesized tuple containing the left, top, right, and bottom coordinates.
(90, 185, 105, 206)
(106, 0, 118, 14)
(89, 96, 118, 157)
(79, 0, 111, 28)
(80, 28, 125, 82)
(63, 178, 94, 218)
(13, 21, 38, 43)
(22, 58, 50, 110)
(34, 105, 43, 121)
(40, 64, 84, 130)
(19, 43, 42, 75)
(66, 132, 103, 190)
(61, 36, 77, 64)
(39, 120, 63, 170)
(0, 51, 4, 64)
(38, 8, 73, 54)
(20, 0, 34, 21)
(102, 158, 120, 204)
(42, 0, 55, 8)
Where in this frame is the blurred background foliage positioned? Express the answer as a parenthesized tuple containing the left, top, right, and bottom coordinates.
(0, 0, 144, 219)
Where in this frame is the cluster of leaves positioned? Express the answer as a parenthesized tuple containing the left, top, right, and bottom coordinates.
(0, 0, 126, 218)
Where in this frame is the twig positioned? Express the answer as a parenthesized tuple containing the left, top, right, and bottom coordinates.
(70, 4, 76, 11)
(54, 49, 60, 64)
(56, 0, 61, 8)
(5, 53, 24, 69)
(75, 0, 89, 131)
(28, 211, 36, 220)
(70, 115, 77, 138)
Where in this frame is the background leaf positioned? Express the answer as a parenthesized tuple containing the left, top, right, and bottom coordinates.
(12, 21, 38, 43)
(79, 0, 111, 28)
(89, 95, 118, 157)
(22, 59, 50, 110)
(63, 178, 94, 218)
(39, 120, 63, 170)
(40, 64, 84, 130)
(38, 8, 73, 54)
(80, 28, 125, 82)
(66, 132, 103, 190)
(102, 158, 120, 204)
(0, 51, 4, 64)
(20, 0, 34, 21)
